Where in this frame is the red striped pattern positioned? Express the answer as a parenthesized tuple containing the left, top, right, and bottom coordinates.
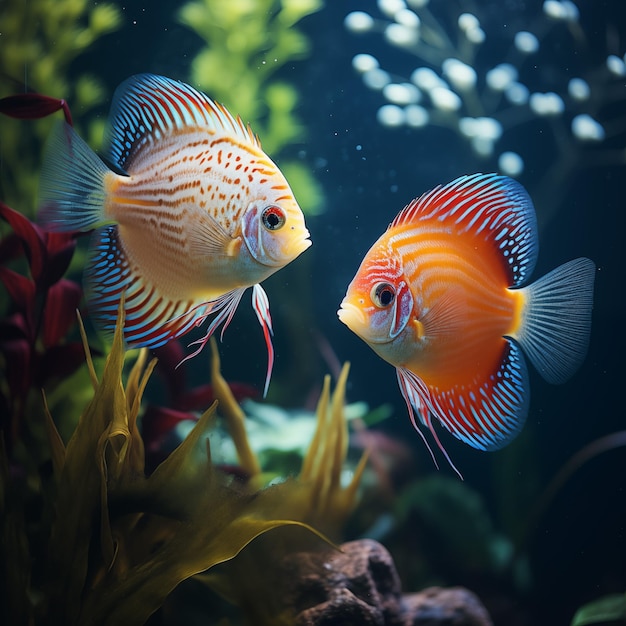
(340, 174, 539, 464)
(84, 75, 309, 355)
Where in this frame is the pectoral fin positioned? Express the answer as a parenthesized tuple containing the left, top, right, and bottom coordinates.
(188, 211, 236, 256)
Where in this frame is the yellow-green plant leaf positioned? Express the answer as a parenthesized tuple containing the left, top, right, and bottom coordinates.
(193, 362, 367, 625)
(43, 302, 128, 624)
(39, 306, 328, 625)
(571, 593, 626, 626)
(279, 0, 323, 26)
(78, 404, 327, 625)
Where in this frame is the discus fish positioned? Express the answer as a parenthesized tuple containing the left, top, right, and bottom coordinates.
(38, 74, 311, 395)
(338, 173, 595, 477)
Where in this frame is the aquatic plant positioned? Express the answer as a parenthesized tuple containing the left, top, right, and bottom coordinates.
(0, 286, 367, 625)
(344, 0, 626, 227)
(0, 0, 122, 213)
(0, 200, 84, 454)
(190, 353, 368, 624)
(13, 311, 312, 624)
(177, 0, 325, 215)
(207, 343, 368, 535)
(570, 592, 626, 626)
(393, 475, 514, 585)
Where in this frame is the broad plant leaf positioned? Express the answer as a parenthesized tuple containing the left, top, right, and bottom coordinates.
(42, 307, 326, 626)
(571, 593, 626, 626)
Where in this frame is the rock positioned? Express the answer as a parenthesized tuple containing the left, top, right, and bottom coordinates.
(282, 538, 401, 625)
(401, 586, 493, 625)
(279, 539, 492, 626)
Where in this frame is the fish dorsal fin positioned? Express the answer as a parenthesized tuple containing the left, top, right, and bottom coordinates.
(391, 174, 539, 287)
(103, 73, 260, 171)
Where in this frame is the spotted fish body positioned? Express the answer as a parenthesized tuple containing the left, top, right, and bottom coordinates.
(39, 74, 311, 394)
(338, 174, 595, 476)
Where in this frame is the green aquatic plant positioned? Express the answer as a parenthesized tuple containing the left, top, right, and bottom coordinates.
(0, 0, 122, 214)
(209, 338, 368, 537)
(392, 474, 513, 588)
(177, 0, 325, 215)
(570, 593, 626, 626)
(0, 299, 367, 625)
(194, 348, 368, 624)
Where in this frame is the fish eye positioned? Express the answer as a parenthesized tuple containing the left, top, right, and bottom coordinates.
(261, 205, 286, 231)
(371, 282, 395, 308)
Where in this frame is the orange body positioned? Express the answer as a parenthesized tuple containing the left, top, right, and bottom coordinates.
(339, 173, 595, 474)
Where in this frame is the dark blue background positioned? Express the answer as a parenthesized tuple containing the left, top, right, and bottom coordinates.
(73, 1, 626, 623)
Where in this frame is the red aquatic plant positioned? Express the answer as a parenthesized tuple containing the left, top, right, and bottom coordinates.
(0, 89, 84, 450)
(0, 200, 83, 450)
(142, 339, 260, 469)
(0, 92, 73, 126)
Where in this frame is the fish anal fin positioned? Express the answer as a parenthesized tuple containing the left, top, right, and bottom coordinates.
(427, 340, 530, 452)
(85, 225, 209, 348)
(395, 340, 529, 477)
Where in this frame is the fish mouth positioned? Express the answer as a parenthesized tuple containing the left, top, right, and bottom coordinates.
(285, 229, 312, 260)
(337, 301, 366, 331)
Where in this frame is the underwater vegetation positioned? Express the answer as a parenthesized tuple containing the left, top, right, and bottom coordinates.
(0, 197, 84, 455)
(0, 89, 365, 626)
(177, 0, 325, 216)
(570, 593, 626, 626)
(0, 0, 123, 214)
(0, 269, 367, 624)
(0, 1, 624, 624)
(344, 0, 626, 228)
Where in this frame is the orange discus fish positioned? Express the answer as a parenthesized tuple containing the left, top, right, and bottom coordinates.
(38, 74, 311, 395)
(338, 173, 595, 477)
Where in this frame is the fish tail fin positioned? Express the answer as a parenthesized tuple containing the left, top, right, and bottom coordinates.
(516, 257, 596, 384)
(38, 122, 111, 232)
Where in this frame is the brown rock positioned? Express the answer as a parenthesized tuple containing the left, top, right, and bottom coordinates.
(401, 587, 493, 626)
(281, 539, 402, 625)
(279, 539, 492, 626)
